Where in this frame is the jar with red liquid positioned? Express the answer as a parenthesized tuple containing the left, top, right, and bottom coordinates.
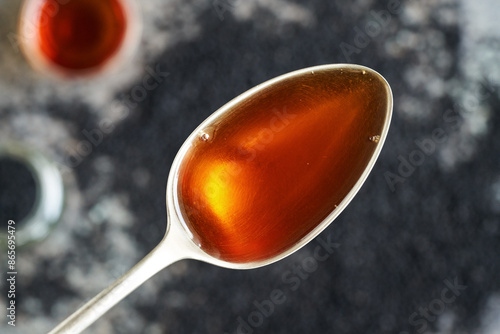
(18, 0, 141, 79)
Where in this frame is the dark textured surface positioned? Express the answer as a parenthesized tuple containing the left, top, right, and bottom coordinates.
(0, 158, 37, 225)
(1, 0, 500, 333)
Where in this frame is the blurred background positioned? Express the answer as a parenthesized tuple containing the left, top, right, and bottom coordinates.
(0, 0, 499, 333)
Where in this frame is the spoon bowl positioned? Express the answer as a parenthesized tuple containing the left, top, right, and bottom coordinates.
(50, 64, 392, 333)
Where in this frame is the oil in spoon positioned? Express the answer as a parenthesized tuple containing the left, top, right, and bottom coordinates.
(176, 68, 389, 263)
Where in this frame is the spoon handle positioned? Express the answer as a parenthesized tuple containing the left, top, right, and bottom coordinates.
(49, 237, 184, 334)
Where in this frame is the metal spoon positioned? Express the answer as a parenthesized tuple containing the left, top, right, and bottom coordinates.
(49, 64, 393, 333)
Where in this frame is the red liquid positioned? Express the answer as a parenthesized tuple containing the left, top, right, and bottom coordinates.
(37, 0, 127, 71)
(177, 69, 389, 263)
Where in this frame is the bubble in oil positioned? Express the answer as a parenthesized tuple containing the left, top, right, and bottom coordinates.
(199, 127, 216, 143)
(200, 133, 210, 142)
(369, 135, 381, 143)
